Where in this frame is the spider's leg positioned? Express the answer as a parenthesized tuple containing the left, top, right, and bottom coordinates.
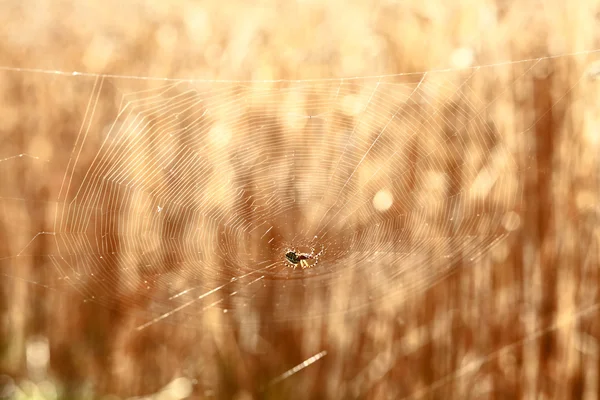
(300, 260, 308, 269)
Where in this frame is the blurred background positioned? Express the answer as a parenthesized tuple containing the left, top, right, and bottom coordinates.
(1, 0, 600, 399)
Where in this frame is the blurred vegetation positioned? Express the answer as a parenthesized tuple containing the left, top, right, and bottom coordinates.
(1, 0, 600, 399)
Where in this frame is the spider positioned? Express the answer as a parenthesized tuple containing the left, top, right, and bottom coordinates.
(285, 246, 324, 270)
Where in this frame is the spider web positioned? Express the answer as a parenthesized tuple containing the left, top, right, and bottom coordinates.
(0, 53, 592, 331)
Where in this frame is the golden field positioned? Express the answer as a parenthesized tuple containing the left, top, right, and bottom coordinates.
(1, 0, 600, 399)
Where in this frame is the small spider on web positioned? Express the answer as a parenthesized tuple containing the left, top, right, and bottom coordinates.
(284, 246, 325, 270)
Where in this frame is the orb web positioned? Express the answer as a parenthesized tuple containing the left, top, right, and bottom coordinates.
(2, 62, 535, 329)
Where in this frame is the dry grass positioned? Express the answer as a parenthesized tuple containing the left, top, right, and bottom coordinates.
(1, 0, 600, 399)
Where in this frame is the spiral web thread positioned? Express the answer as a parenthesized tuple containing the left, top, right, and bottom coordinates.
(1, 53, 592, 331)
